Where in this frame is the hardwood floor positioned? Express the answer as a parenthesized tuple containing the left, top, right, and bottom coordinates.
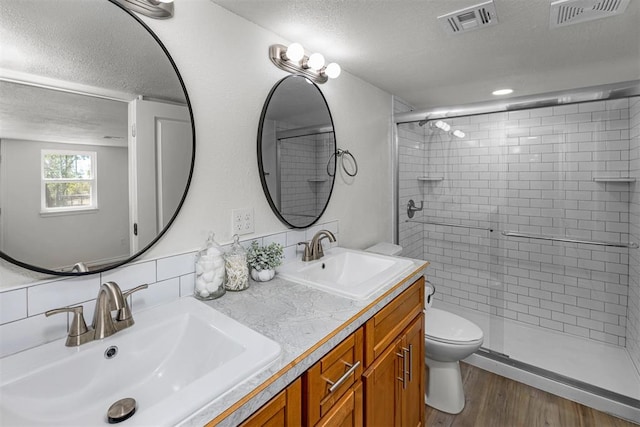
(424, 363, 639, 427)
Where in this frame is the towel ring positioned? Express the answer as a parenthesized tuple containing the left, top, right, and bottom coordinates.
(327, 149, 358, 177)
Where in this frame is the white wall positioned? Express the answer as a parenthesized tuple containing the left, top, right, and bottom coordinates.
(0, 0, 393, 356)
(132, 0, 392, 261)
(0, 0, 393, 329)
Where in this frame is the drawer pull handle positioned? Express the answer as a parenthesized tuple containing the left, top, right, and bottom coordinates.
(326, 360, 361, 393)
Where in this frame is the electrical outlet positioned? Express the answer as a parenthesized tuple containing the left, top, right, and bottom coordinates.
(232, 208, 254, 235)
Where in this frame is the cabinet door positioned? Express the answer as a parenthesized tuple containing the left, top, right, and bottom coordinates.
(316, 381, 363, 427)
(364, 277, 424, 366)
(362, 336, 402, 426)
(401, 314, 425, 427)
(239, 378, 302, 427)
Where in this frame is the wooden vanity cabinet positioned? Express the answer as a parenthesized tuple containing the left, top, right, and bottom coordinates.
(239, 276, 425, 427)
(362, 277, 425, 427)
(239, 378, 302, 427)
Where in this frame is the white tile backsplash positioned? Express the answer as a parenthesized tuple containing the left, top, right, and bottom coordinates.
(0, 289, 27, 324)
(0, 220, 339, 357)
(28, 275, 100, 316)
(132, 277, 180, 313)
(0, 313, 67, 358)
(157, 252, 196, 281)
(101, 260, 157, 290)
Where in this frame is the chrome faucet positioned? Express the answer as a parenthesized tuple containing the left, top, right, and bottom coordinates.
(46, 281, 148, 347)
(298, 230, 336, 261)
(71, 262, 89, 273)
(93, 281, 127, 339)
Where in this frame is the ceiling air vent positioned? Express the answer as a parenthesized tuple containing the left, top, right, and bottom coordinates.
(550, 0, 630, 28)
(437, 1, 499, 35)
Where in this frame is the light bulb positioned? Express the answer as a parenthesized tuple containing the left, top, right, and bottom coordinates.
(453, 130, 465, 138)
(324, 62, 341, 79)
(307, 53, 325, 70)
(285, 43, 305, 62)
(492, 88, 513, 96)
(435, 120, 451, 132)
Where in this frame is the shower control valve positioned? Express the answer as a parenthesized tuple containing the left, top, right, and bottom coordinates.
(407, 199, 423, 219)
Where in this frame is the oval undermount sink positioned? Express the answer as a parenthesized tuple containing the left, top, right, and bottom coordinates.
(277, 247, 415, 300)
(0, 297, 281, 426)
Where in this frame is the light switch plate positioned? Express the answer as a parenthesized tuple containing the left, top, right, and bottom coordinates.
(232, 208, 254, 235)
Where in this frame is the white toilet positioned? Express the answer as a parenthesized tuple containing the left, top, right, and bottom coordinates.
(424, 304, 484, 414)
(365, 243, 484, 415)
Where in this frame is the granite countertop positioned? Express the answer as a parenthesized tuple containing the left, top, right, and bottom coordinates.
(179, 259, 428, 427)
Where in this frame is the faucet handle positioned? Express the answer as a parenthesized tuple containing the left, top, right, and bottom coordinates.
(298, 242, 313, 262)
(122, 283, 149, 300)
(116, 284, 149, 329)
(45, 305, 92, 347)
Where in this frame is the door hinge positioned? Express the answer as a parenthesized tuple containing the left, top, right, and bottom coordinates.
(133, 223, 138, 236)
(131, 123, 136, 137)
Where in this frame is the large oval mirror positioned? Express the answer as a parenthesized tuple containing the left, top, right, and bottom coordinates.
(258, 75, 336, 229)
(0, 0, 194, 275)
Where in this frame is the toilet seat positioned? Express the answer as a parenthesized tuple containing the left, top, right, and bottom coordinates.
(424, 308, 483, 343)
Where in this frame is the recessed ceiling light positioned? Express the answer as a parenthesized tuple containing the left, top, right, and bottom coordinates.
(492, 88, 513, 96)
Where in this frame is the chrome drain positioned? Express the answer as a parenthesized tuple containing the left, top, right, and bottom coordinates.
(104, 346, 118, 359)
(107, 397, 136, 424)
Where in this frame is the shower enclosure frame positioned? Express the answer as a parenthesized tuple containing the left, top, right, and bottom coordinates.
(392, 80, 640, 421)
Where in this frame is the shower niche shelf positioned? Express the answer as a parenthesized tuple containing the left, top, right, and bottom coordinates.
(592, 177, 636, 183)
(417, 176, 444, 182)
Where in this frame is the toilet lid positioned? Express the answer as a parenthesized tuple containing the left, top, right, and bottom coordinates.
(425, 308, 483, 343)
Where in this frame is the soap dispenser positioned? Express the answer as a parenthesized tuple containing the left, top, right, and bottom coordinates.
(194, 232, 226, 300)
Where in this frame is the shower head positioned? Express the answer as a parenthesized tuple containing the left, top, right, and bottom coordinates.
(418, 119, 429, 127)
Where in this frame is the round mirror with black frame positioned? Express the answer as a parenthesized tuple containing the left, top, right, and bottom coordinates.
(257, 75, 337, 229)
(0, 0, 195, 276)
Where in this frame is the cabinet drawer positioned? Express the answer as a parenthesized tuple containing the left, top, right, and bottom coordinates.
(316, 381, 363, 427)
(239, 378, 302, 427)
(304, 328, 364, 425)
(364, 277, 424, 366)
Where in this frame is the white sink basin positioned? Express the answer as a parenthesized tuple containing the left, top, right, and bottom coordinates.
(277, 247, 415, 300)
(0, 297, 281, 426)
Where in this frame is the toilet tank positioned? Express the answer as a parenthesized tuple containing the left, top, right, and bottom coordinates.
(365, 242, 402, 256)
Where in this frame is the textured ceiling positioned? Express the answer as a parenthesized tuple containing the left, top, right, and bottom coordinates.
(0, 0, 185, 103)
(212, 0, 640, 110)
(0, 0, 187, 144)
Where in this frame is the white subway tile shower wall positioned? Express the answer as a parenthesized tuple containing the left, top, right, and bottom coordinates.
(0, 220, 338, 358)
(278, 124, 333, 225)
(396, 98, 424, 261)
(628, 96, 640, 375)
(398, 98, 635, 352)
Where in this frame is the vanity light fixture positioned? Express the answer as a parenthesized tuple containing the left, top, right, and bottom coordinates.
(112, 0, 174, 19)
(269, 43, 341, 84)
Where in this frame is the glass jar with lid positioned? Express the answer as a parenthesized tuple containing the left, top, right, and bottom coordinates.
(194, 232, 226, 300)
(224, 234, 250, 291)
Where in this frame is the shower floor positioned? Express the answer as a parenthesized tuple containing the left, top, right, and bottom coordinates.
(435, 300, 640, 418)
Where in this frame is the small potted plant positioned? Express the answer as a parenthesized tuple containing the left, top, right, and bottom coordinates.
(247, 241, 284, 282)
